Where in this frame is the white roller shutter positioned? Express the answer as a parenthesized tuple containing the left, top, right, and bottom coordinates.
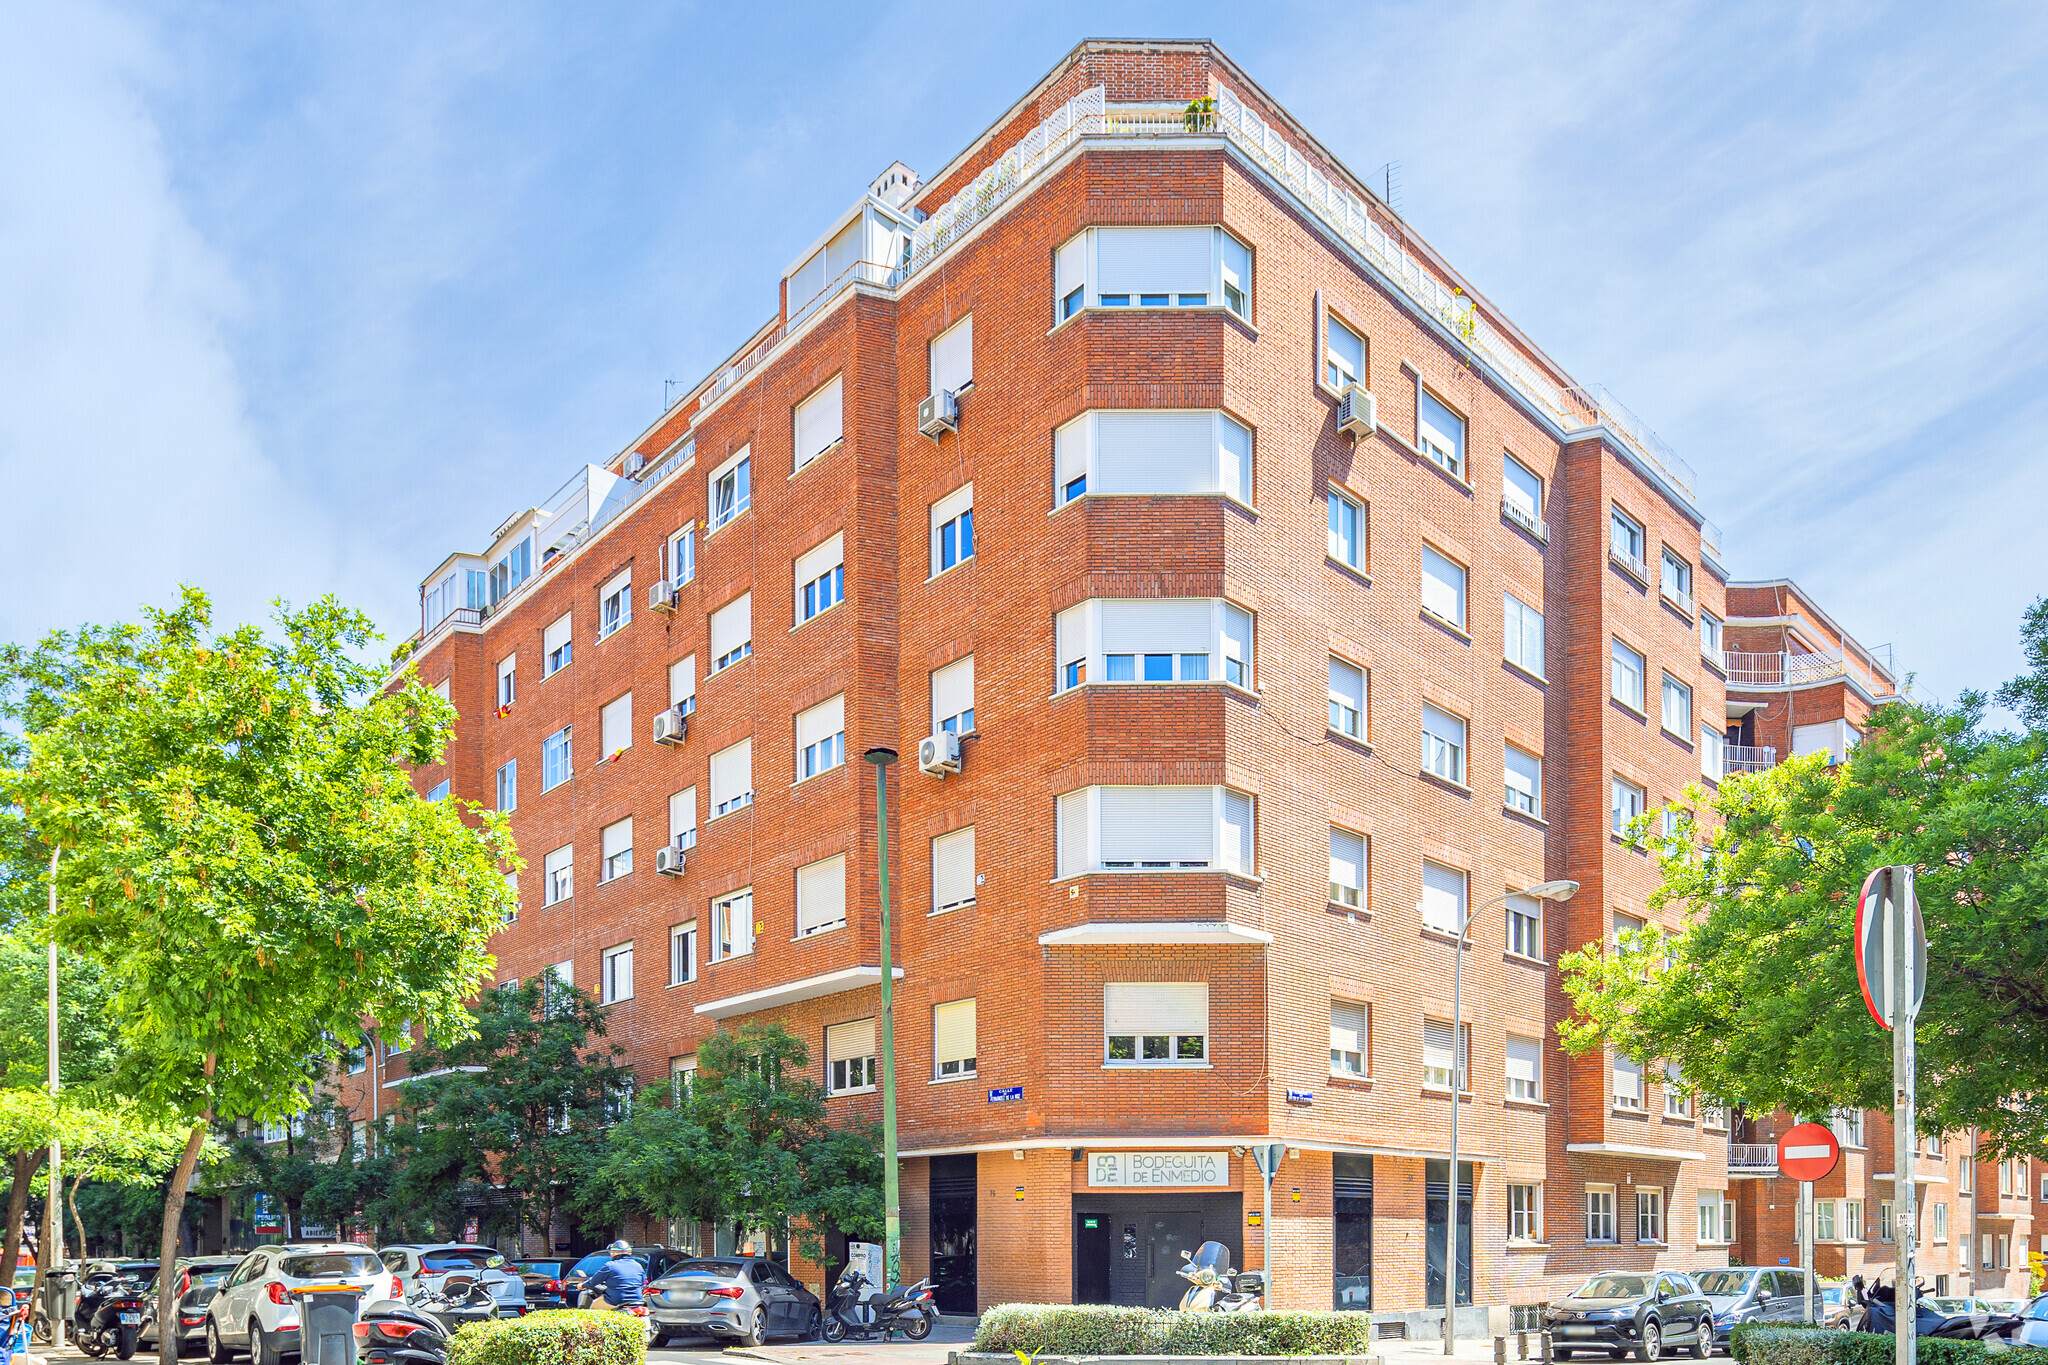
(1096, 227, 1213, 297)
(1218, 416, 1251, 504)
(824, 218, 862, 288)
(1221, 604, 1253, 683)
(709, 739, 752, 813)
(826, 1018, 876, 1063)
(601, 818, 632, 862)
(1329, 658, 1365, 715)
(1055, 604, 1089, 676)
(710, 593, 752, 661)
(600, 693, 632, 753)
(796, 694, 845, 751)
(931, 656, 974, 729)
(1331, 1000, 1367, 1062)
(1613, 1052, 1643, 1103)
(797, 854, 847, 936)
(543, 613, 572, 658)
(794, 533, 844, 590)
(932, 483, 973, 530)
(1104, 983, 1208, 1036)
(1329, 828, 1366, 896)
(1099, 786, 1213, 866)
(1099, 599, 1212, 656)
(1221, 788, 1253, 874)
(1054, 415, 1090, 497)
(933, 999, 976, 1070)
(933, 826, 975, 910)
(1424, 1018, 1468, 1081)
(1057, 789, 1089, 876)
(1095, 412, 1215, 495)
(669, 788, 696, 843)
(1421, 860, 1467, 933)
(1055, 234, 1089, 307)
(1506, 1034, 1542, 1089)
(1220, 232, 1250, 314)
(1418, 389, 1466, 471)
(794, 375, 844, 470)
(930, 316, 973, 396)
(669, 655, 696, 707)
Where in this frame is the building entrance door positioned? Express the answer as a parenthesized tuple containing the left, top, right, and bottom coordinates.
(1072, 1193, 1243, 1308)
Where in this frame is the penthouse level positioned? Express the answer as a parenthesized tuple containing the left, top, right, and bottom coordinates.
(356, 37, 1753, 1333)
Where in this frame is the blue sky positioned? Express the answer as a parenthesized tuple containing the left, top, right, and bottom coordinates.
(3, 2, 2044, 706)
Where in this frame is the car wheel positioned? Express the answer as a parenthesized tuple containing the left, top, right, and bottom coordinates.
(207, 1318, 234, 1363)
(1553, 1351, 1573, 1362)
(806, 1307, 823, 1342)
(739, 1307, 767, 1349)
(1688, 1320, 1710, 1359)
(251, 1321, 283, 1365)
(1636, 1321, 1662, 1362)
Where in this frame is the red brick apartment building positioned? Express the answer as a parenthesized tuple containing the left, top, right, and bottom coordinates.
(317, 38, 2025, 1329)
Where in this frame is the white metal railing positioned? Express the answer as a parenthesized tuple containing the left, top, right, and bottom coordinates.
(1661, 583, 1696, 617)
(1724, 745, 1776, 775)
(1501, 498, 1549, 541)
(1702, 646, 1726, 673)
(1728, 1143, 1778, 1172)
(1610, 547, 1649, 581)
(906, 86, 1107, 277)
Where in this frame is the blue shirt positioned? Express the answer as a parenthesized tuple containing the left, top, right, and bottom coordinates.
(586, 1257, 647, 1306)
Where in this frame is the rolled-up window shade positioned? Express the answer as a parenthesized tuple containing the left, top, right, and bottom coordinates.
(794, 533, 844, 590)
(543, 614, 572, 656)
(670, 655, 696, 706)
(1099, 599, 1211, 656)
(794, 376, 844, 469)
(1422, 859, 1467, 932)
(710, 593, 752, 659)
(1331, 1000, 1367, 1059)
(826, 1018, 876, 1062)
(796, 694, 845, 751)
(1329, 658, 1365, 714)
(931, 657, 973, 728)
(1221, 788, 1253, 874)
(797, 854, 847, 935)
(1099, 786, 1213, 865)
(1104, 982, 1207, 1035)
(1096, 227, 1212, 297)
(1329, 828, 1365, 892)
(669, 788, 696, 842)
(1054, 416, 1089, 498)
(1055, 604, 1088, 672)
(709, 739, 751, 809)
(930, 316, 973, 396)
(933, 998, 976, 1066)
(1057, 789, 1089, 876)
(1055, 235, 1088, 304)
(1221, 605, 1253, 677)
(1218, 415, 1251, 503)
(933, 826, 975, 909)
(1095, 412, 1215, 495)
(1506, 1034, 1541, 1086)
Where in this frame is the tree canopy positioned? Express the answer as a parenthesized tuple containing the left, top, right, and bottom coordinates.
(1560, 600, 2048, 1158)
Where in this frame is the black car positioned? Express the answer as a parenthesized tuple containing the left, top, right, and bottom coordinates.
(1693, 1267, 1813, 1350)
(510, 1261, 570, 1311)
(140, 1256, 243, 1353)
(558, 1247, 692, 1307)
(1544, 1270, 1715, 1361)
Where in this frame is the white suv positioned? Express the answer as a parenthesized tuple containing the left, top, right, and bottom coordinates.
(377, 1246, 525, 1316)
(205, 1244, 391, 1365)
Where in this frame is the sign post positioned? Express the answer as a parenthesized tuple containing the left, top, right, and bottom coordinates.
(1856, 865, 1924, 1365)
(1777, 1122, 1842, 1325)
(1250, 1143, 1283, 1307)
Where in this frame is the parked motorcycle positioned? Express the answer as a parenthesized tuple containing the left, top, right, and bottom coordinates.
(355, 1275, 501, 1365)
(819, 1268, 937, 1342)
(71, 1267, 152, 1359)
(1175, 1242, 1263, 1313)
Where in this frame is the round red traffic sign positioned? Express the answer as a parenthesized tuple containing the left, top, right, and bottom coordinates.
(1777, 1122, 1842, 1181)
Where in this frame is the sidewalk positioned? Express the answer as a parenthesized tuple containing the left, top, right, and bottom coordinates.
(725, 1322, 976, 1365)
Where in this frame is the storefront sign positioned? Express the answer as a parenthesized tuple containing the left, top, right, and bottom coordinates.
(1087, 1151, 1229, 1188)
(988, 1085, 1024, 1103)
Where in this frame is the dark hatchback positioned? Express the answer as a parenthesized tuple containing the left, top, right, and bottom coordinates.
(1544, 1271, 1715, 1361)
(511, 1261, 570, 1311)
(140, 1256, 243, 1352)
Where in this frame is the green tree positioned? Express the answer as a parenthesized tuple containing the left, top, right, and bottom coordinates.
(390, 976, 630, 1248)
(59, 1099, 198, 1257)
(0, 589, 515, 1365)
(1560, 601, 2048, 1158)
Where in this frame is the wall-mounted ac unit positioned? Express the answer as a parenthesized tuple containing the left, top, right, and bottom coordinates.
(648, 580, 679, 614)
(654, 841, 687, 876)
(1337, 385, 1377, 438)
(918, 730, 962, 777)
(918, 390, 958, 439)
(652, 705, 689, 746)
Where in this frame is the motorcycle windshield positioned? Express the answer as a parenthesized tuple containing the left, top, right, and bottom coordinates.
(1189, 1242, 1231, 1272)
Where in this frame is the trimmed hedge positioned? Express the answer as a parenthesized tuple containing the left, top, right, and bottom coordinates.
(1730, 1327, 1999, 1365)
(445, 1310, 645, 1365)
(973, 1304, 1376, 1357)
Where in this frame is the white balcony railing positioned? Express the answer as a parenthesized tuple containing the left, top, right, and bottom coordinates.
(1610, 547, 1650, 582)
(1728, 1143, 1779, 1173)
(1661, 583, 1696, 617)
(1501, 497, 1550, 542)
(1724, 745, 1777, 775)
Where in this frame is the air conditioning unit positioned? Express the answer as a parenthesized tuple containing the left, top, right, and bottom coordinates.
(917, 730, 962, 777)
(624, 451, 646, 476)
(654, 841, 687, 876)
(1337, 385, 1377, 438)
(918, 389, 958, 439)
(652, 705, 689, 746)
(647, 580, 679, 615)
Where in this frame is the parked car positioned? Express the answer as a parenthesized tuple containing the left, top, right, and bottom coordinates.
(509, 1261, 569, 1311)
(376, 1246, 525, 1317)
(558, 1246, 691, 1308)
(2010, 1293, 2048, 1351)
(643, 1257, 821, 1348)
(1544, 1270, 1715, 1361)
(140, 1256, 244, 1354)
(1693, 1268, 1812, 1350)
(1818, 1285, 1854, 1329)
(203, 1243, 389, 1365)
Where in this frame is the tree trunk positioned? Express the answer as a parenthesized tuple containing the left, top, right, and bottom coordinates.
(68, 1172, 86, 1260)
(1, 1148, 46, 1291)
(158, 1121, 210, 1365)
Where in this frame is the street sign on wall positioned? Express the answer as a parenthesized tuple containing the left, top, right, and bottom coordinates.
(1855, 865, 1926, 1030)
(1777, 1122, 1842, 1182)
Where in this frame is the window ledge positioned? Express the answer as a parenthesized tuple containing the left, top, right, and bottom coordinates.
(597, 873, 634, 887)
(1327, 729, 1374, 754)
(790, 600, 847, 632)
(1327, 898, 1368, 916)
(1050, 490, 1258, 518)
(664, 979, 697, 991)
(1661, 724, 1695, 748)
(705, 801, 755, 825)
(1419, 925, 1469, 946)
(1327, 556, 1373, 586)
(791, 923, 847, 943)
(1421, 771, 1475, 796)
(929, 1072, 979, 1086)
(1637, 1241, 1669, 1249)
(597, 623, 632, 643)
(1505, 950, 1549, 969)
(1103, 1062, 1213, 1071)
(790, 764, 850, 789)
(1612, 1104, 1648, 1115)
(1328, 1071, 1374, 1086)
(1421, 609, 1473, 642)
(1504, 1097, 1550, 1111)
(707, 952, 754, 967)
(703, 508, 752, 542)
(1611, 695, 1648, 721)
(1701, 651, 1728, 678)
(924, 557, 976, 587)
(789, 438, 847, 481)
(929, 900, 978, 917)
(1506, 1240, 1550, 1252)
(1504, 805, 1548, 828)
(1504, 658, 1548, 686)
(1609, 551, 1651, 588)
(829, 1084, 877, 1097)
(1421, 1084, 1474, 1098)
(1585, 1239, 1620, 1247)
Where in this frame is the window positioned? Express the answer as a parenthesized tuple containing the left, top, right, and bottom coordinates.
(1611, 507, 1646, 569)
(543, 961, 573, 1013)
(496, 654, 517, 709)
(795, 533, 846, 624)
(1104, 982, 1208, 1065)
(1661, 549, 1693, 610)
(599, 818, 633, 883)
(796, 693, 847, 780)
(1422, 704, 1467, 784)
(543, 844, 573, 906)
(796, 853, 847, 937)
(1613, 1052, 1643, 1108)
(933, 998, 977, 1079)
(710, 888, 753, 961)
(710, 592, 753, 671)
(543, 613, 573, 676)
(1663, 1063, 1690, 1117)
(1843, 1199, 1863, 1242)
(669, 922, 696, 986)
(1612, 777, 1646, 837)
(1794, 720, 1861, 764)
(668, 523, 696, 587)
(1959, 1160, 1972, 1193)
(1056, 226, 1251, 319)
(669, 786, 697, 852)
(1661, 674, 1693, 736)
(1328, 658, 1366, 739)
(933, 826, 976, 912)
(1506, 1033, 1542, 1101)
(1056, 785, 1254, 877)
(1586, 1185, 1617, 1242)
(1503, 456, 1543, 523)
(1421, 546, 1467, 629)
(489, 536, 532, 604)
(1831, 1108, 1865, 1148)
(793, 375, 844, 472)
(1698, 1193, 1733, 1244)
(1932, 1201, 1948, 1241)
(932, 655, 975, 735)
(1054, 599, 1254, 694)
(1327, 488, 1364, 570)
(710, 738, 753, 817)
(1329, 828, 1367, 909)
(670, 1054, 696, 1101)
(1326, 313, 1364, 390)
(600, 942, 633, 1004)
(600, 692, 632, 758)
(932, 484, 974, 576)
(710, 447, 751, 531)
(1700, 609, 1723, 661)
(826, 1018, 877, 1093)
(1702, 1101, 1727, 1129)
(598, 570, 632, 639)
(1878, 1201, 1894, 1242)
(500, 869, 520, 923)
(1613, 911, 1645, 951)
(1506, 893, 1543, 960)
(1510, 1184, 1543, 1242)
(1700, 725, 1726, 782)
(1417, 389, 1466, 477)
(1053, 410, 1252, 507)
(1330, 999, 1368, 1076)
(425, 778, 450, 802)
(1503, 594, 1545, 676)
(542, 727, 572, 790)
(1815, 1199, 1837, 1240)
(930, 314, 973, 397)
(1505, 745, 1542, 818)
(1611, 638, 1645, 710)
(1422, 1017, 1470, 1091)
(1421, 860, 1467, 935)
(1637, 1189, 1664, 1243)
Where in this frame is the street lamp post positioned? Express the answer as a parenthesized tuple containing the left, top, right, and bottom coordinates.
(1444, 879, 1578, 1356)
(863, 746, 902, 1289)
(46, 845, 64, 1350)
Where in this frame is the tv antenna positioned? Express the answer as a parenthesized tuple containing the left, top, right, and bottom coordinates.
(1376, 161, 1404, 216)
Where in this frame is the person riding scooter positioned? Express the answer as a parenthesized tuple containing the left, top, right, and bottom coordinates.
(580, 1243, 646, 1313)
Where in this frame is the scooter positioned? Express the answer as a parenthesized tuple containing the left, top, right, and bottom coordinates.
(355, 1276, 501, 1365)
(1847, 1276, 2018, 1341)
(574, 1285, 658, 1347)
(71, 1268, 150, 1359)
(819, 1269, 937, 1342)
(1175, 1243, 1263, 1313)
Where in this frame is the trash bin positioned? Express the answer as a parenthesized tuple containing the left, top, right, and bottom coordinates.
(291, 1286, 366, 1365)
(46, 1270, 77, 1340)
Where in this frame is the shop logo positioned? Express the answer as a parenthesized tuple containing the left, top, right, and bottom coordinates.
(1087, 1151, 1229, 1187)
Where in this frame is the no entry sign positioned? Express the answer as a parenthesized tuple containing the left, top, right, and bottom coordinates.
(1777, 1122, 1842, 1181)
(1855, 865, 1926, 1030)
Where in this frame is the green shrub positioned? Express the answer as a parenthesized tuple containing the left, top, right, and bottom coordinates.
(972, 1304, 1377, 1356)
(1731, 1326, 1996, 1365)
(1729, 1321, 1826, 1363)
(445, 1309, 645, 1365)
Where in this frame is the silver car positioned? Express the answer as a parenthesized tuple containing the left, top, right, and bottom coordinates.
(376, 1246, 526, 1317)
(644, 1258, 821, 1347)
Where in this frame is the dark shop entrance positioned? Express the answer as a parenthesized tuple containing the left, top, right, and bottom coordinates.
(1072, 1193, 1243, 1308)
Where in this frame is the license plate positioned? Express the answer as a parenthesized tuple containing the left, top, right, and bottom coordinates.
(120, 1314, 143, 1325)
(1561, 1326, 1595, 1337)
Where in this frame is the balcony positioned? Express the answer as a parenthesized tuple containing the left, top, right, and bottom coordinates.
(1724, 648, 1899, 698)
(1501, 497, 1550, 543)
(1728, 1143, 1779, 1177)
(1724, 745, 1777, 775)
